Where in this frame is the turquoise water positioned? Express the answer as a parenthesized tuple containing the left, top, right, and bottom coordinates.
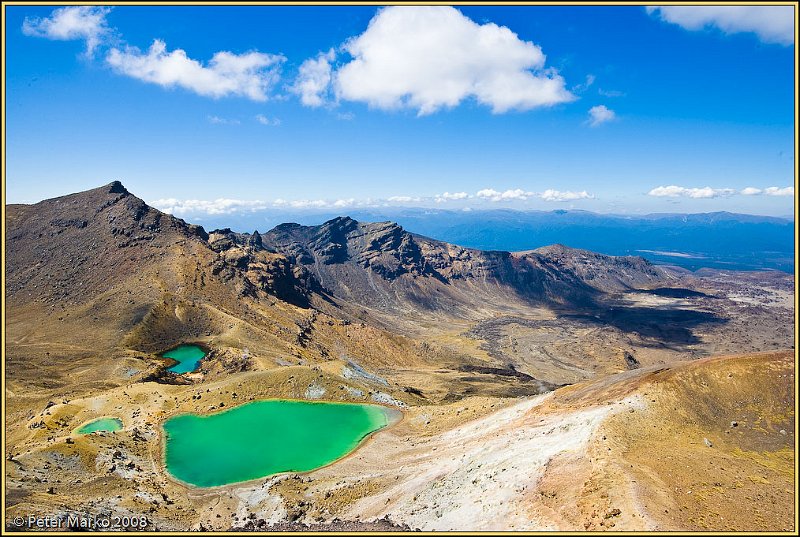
(76, 417, 123, 434)
(163, 344, 206, 374)
(163, 399, 395, 487)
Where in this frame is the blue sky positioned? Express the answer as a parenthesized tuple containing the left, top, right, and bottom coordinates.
(4, 4, 796, 219)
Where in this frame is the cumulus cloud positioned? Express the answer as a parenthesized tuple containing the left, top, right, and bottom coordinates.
(435, 191, 470, 203)
(540, 189, 592, 202)
(740, 187, 762, 195)
(765, 186, 794, 196)
(255, 114, 281, 126)
(476, 188, 533, 202)
(291, 49, 335, 107)
(152, 198, 270, 215)
(648, 185, 736, 198)
(647, 6, 794, 45)
(587, 105, 615, 127)
(106, 39, 285, 101)
(22, 6, 112, 57)
(324, 6, 573, 115)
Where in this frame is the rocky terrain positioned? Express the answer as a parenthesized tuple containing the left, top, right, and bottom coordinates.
(4, 182, 795, 531)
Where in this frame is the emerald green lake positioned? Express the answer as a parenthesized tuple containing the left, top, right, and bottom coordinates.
(163, 344, 206, 374)
(163, 400, 396, 487)
(76, 417, 123, 434)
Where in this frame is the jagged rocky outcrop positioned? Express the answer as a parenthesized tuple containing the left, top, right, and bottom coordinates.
(261, 216, 671, 314)
(263, 217, 439, 278)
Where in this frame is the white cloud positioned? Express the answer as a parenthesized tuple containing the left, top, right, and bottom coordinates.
(539, 189, 592, 202)
(740, 187, 762, 195)
(648, 185, 736, 199)
(387, 195, 422, 203)
(106, 39, 285, 101)
(329, 6, 573, 115)
(153, 188, 602, 215)
(647, 6, 794, 45)
(435, 191, 470, 203)
(152, 198, 270, 215)
(255, 114, 281, 126)
(765, 186, 794, 196)
(276, 199, 329, 209)
(588, 105, 615, 127)
(476, 188, 534, 202)
(650, 185, 794, 199)
(332, 198, 356, 208)
(291, 49, 335, 107)
(207, 115, 240, 125)
(22, 6, 112, 57)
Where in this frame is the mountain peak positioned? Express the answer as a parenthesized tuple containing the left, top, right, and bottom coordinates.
(322, 215, 359, 231)
(106, 180, 129, 195)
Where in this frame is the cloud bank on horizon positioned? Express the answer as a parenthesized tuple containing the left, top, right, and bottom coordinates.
(648, 185, 794, 199)
(151, 187, 598, 216)
(150, 184, 793, 216)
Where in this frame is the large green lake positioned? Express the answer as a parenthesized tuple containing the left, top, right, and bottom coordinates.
(163, 399, 396, 487)
(76, 417, 123, 434)
(163, 344, 206, 374)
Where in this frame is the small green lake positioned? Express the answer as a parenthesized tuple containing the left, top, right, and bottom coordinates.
(76, 417, 123, 434)
(163, 400, 396, 487)
(163, 344, 206, 374)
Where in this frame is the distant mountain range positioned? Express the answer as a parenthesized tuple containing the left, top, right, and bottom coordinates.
(180, 207, 795, 273)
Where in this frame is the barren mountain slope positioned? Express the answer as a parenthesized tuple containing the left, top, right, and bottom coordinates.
(259, 217, 671, 317)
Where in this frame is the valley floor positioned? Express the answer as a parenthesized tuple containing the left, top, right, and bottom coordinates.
(5, 350, 794, 532)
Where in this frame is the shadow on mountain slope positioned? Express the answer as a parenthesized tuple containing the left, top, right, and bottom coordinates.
(560, 304, 725, 347)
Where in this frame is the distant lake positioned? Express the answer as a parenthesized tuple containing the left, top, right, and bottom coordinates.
(76, 417, 123, 434)
(163, 344, 206, 374)
(163, 399, 398, 487)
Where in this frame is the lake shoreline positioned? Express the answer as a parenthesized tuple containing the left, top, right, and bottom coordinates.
(159, 398, 405, 489)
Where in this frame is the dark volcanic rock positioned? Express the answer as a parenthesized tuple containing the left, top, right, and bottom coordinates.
(262, 217, 671, 314)
(247, 229, 263, 250)
(623, 351, 640, 370)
